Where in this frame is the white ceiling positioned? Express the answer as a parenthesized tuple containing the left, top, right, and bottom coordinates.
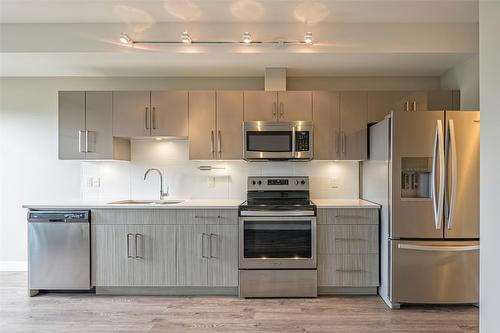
(0, 1, 479, 77)
(0, 0, 478, 24)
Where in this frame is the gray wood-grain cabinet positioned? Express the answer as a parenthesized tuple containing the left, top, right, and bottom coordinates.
(91, 208, 238, 289)
(58, 91, 130, 160)
(312, 91, 367, 160)
(113, 91, 188, 138)
(317, 208, 380, 288)
(243, 91, 312, 122)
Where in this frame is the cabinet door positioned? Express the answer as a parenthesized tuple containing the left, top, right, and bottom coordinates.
(243, 91, 278, 121)
(207, 225, 238, 287)
(92, 225, 135, 286)
(216, 91, 243, 160)
(113, 91, 150, 137)
(367, 91, 410, 124)
(340, 92, 367, 160)
(177, 225, 208, 286)
(278, 91, 313, 121)
(312, 91, 340, 160)
(58, 91, 86, 160)
(151, 91, 188, 137)
(133, 225, 176, 286)
(85, 91, 113, 160)
(408, 91, 428, 111)
(188, 91, 216, 160)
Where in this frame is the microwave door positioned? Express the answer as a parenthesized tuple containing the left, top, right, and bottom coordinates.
(245, 131, 293, 160)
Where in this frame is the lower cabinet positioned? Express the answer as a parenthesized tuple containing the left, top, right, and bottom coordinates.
(92, 209, 238, 289)
(92, 224, 176, 287)
(317, 208, 380, 289)
(177, 224, 238, 287)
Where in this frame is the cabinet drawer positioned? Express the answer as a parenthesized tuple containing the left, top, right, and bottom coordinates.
(318, 225, 378, 254)
(92, 209, 176, 225)
(318, 254, 379, 287)
(176, 209, 238, 225)
(317, 208, 378, 225)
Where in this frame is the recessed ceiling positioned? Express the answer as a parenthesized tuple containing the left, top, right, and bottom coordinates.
(0, 0, 478, 24)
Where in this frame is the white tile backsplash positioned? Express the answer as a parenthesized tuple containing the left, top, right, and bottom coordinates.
(80, 140, 360, 201)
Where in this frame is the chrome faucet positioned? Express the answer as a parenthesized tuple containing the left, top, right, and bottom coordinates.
(143, 168, 169, 200)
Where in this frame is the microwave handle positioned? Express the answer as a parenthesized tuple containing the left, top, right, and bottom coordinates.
(291, 126, 296, 158)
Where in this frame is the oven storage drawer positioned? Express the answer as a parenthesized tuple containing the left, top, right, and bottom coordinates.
(318, 254, 379, 287)
(318, 225, 378, 254)
(392, 240, 479, 304)
(239, 269, 317, 298)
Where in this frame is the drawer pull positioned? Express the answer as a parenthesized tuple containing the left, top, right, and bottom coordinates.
(336, 269, 365, 273)
(195, 215, 223, 219)
(335, 238, 367, 242)
(335, 215, 369, 219)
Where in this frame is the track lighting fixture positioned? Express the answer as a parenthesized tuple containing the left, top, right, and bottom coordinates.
(119, 32, 133, 45)
(181, 31, 192, 44)
(242, 32, 252, 44)
(304, 32, 313, 44)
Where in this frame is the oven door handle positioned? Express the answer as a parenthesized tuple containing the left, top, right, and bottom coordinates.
(291, 125, 296, 158)
(239, 210, 316, 217)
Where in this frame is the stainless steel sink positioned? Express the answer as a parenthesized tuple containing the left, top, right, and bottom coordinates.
(108, 200, 184, 205)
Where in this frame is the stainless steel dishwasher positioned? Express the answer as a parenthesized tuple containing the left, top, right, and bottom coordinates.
(28, 210, 91, 296)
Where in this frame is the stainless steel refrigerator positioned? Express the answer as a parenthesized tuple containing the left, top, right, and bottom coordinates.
(362, 111, 480, 308)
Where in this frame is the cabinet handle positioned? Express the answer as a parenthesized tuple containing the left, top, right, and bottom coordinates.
(335, 215, 369, 219)
(412, 101, 417, 111)
(152, 107, 157, 130)
(201, 233, 209, 259)
(272, 102, 277, 119)
(126, 233, 134, 258)
(335, 131, 340, 154)
(210, 130, 215, 157)
(195, 215, 223, 219)
(335, 238, 367, 242)
(336, 269, 365, 273)
(85, 130, 94, 153)
(135, 233, 143, 259)
(145, 107, 149, 130)
(209, 233, 216, 258)
(342, 132, 347, 153)
(404, 101, 410, 111)
(217, 130, 222, 156)
(78, 130, 85, 153)
(279, 102, 284, 119)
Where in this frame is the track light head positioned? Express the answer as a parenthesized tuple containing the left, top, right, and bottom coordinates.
(242, 32, 252, 44)
(304, 32, 313, 44)
(181, 31, 192, 44)
(119, 32, 132, 45)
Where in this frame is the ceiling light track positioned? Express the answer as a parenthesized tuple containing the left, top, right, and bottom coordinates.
(119, 32, 314, 47)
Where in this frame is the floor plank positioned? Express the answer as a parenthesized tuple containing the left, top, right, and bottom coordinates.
(0, 272, 478, 333)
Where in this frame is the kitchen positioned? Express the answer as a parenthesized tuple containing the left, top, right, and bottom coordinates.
(1, 1, 499, 332)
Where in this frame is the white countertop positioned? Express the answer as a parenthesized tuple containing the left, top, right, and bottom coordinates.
(23, 198, 380, 209)
(312, 199, 380, 209)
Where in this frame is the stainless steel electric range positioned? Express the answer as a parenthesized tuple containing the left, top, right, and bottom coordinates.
(238, 176, 317, 298)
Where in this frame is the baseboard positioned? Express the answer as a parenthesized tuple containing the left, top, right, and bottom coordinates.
(0, 261, 27, 271)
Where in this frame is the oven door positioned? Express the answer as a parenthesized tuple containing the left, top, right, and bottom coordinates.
(239, 215, 317, 269)
(243, 122, 313, 160)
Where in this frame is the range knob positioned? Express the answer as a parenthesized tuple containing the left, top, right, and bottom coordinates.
(251, 180, 256, 185)
(301, 180, 306, 185)
(257, 180, 262, 185)
(295, 180, 300, 185)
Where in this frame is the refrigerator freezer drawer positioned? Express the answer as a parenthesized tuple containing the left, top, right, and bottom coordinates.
(392, 240, 479, 304)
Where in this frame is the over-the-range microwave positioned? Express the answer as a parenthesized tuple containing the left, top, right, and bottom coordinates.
(243, 121, 313, 161)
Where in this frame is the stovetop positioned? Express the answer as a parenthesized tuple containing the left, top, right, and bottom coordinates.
(239, 199, 316, 211)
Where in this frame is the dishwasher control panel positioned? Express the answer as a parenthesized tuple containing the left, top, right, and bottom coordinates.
(28, 210, 90, 223)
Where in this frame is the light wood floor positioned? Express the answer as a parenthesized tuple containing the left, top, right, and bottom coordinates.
(0, 272, 478, 333)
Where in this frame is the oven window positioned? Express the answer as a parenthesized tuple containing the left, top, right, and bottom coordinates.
(246, 131, 292, 152)
(243, 221, 312, 258)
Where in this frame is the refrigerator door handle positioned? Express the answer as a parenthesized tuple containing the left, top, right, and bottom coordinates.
(432, 120, 445, 230)
(446, 119, 458, 230)
(398, 243, 479, 252)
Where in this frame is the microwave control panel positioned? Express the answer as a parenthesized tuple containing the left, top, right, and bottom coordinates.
(295, 132, 310, 151)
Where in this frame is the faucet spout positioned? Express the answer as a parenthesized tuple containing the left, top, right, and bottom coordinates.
(144, 168, 169, 200)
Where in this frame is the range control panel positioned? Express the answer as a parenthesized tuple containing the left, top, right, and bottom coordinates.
(247, 176, 309, 191)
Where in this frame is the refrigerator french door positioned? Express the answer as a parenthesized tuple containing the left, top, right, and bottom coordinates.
(390, 110, 480, 305)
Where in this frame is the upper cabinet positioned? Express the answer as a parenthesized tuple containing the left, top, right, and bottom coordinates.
(243, 91, 312, 122)
(58, 91, 130, 161)
(189, 91, 244, 160)
(113, 91, 188, 138)
(367, 90, 461, 124)
(313, 91, 367, 161)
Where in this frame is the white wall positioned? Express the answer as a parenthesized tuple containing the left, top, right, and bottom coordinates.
(440, 55, 480, 110)
(479, 2, 500, 332)
(0, 76, 442, 270)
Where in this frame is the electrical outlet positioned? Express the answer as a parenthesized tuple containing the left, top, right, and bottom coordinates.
(207, 176, 215, 188)
(87, 177, 93, 188)
(92, 177, 101, 188)
(330, 177, 339, 189)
